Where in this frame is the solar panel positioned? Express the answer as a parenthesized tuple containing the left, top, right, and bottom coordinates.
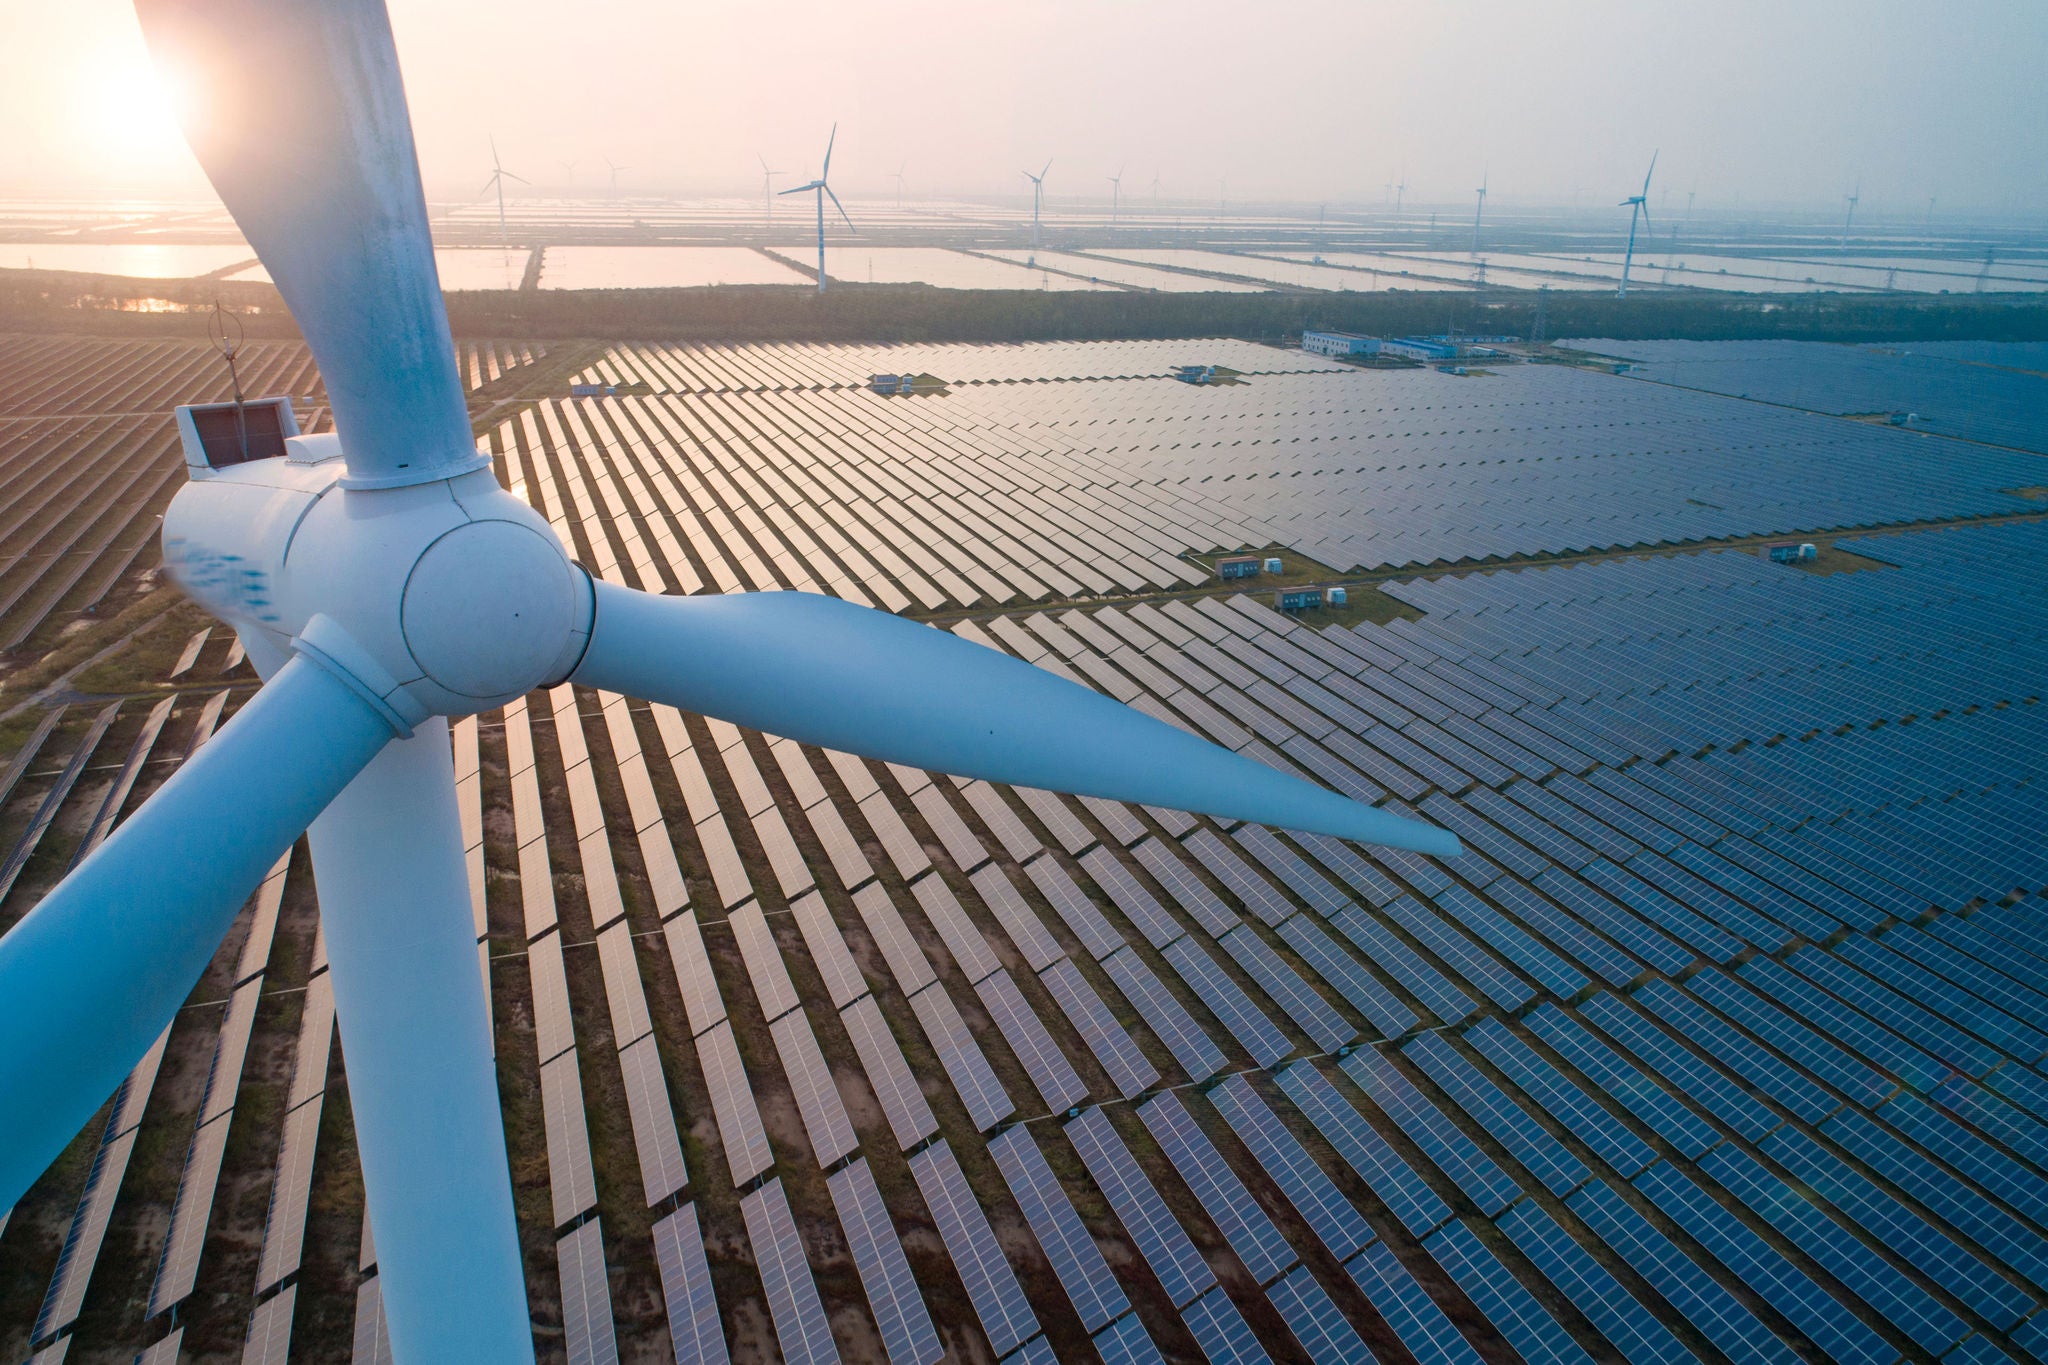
(956, 780, 1043, 862)
(1469, 1020, 1660, 1177)
(1025, 853, 1126, 958)
(1065, 1107, 1217, 1308)
(852, 882, 938, 995)
(1265, 1264, 1371, 1364)
(1102, 947, 1225, 1082)
(907, 982, 1014, 1130)
(1039, 958, 1159, 1097)
(1219, 926, 1356, 1053)
(911, 874, 1001, 984)
(1525, 1004, 1721, 1157)
(351, 1274, 392, 1365)
(557, 1217, 620, 1365)
(1131, 836, 1239, 937)
(618, 1034, 689, 1203)
(1179, 1287, 1273, 1365)
(1701, 1144, 1963, 1353)
(1185, 829, 1301, 927)
(1424, 1219, 1594, 1365)
(1341, 1048, 1523, 1216)
(1327, 908, 1476, 1026)
(789, 891, 869, 1009)
(1567, 1178, 1801, 1365)
(1206, 1074, 1376, 1262)
(910, 1141, 1040, 1357)
(1343, 1241, 1484, 1365)
(838, 995, 938, 1149)
(540, 1053, 599, 1226)
(242, 1285, 295, 1365)
(696, 1019, 774, 1185)
(741, 1180, 837, 1365)
(1632, 1160, 1892, 1365)
(987, 1125, 1131, 1333)
(1577, 993, 1781, 1141)
(1157, 937, 1293, 1067)
(828, 1159, 942, 1365)
(653, 1205, 728, 1365)
(1081, 845, 1184, 949)
(1140, 1091, 1295, 1285)
(1276, 1062, 1450, 1236)
(974, 968, 1088, 1113)
(1495, 1201, 1696, 1365)
(1092, 1312, 1167, 1365)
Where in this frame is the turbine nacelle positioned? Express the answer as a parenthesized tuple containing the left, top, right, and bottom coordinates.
(163, 449, 588, 723)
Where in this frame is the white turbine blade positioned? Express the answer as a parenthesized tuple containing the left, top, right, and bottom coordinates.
(502, 169, 529, 185)
(135, 0, 477, 488)
(779, 182, 820, 196)
(1642, 149, 1658, 197)
(307, 722, 530, 1362)
(821, 121, 837, 179)
(571, 583, 1461, 855)
(0, 653, 394, 1210)
(825, 184, 856, 232)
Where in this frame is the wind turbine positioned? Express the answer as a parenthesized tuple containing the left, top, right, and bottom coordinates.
(758, 154, 784, 225)
(1151, 169, 1162, 206)
(479, 136, 526, 244)
(1394, 173, 1406, 216)
(1107, 164, 1124, 224)
(892, 160, 908, 209)
(1617, 150, 1657, 298)
(1471, 172, 1487, 253)
(603, 155, 627, 199)
(558, 157, 578, 189)
(0, 3, 1457, 1360)
(1022, 158, 1051, 249)
(780, 125, 853, 292)
(1841, 182, 1860, 253)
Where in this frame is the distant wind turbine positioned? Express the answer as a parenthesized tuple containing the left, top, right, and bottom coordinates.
(1150, 170, 1162, 206)
(1394, 174, 1406, 216)
(892, 160, 908, 209)
(603, 156, 627, 199)
(1925, 195, 1936, 234)
(780, 123, 853, 293)
(1617, 150, 1657, 298)
(480, 137, 527, 243)
(1107, 165, 1126, 224)
(1471, 172, 1487, 253)
(1841, 181, 1860, 253)
(757, 154, 784, 225)
(558, 158, 578, 189)
(1022, 158, 1051, 249)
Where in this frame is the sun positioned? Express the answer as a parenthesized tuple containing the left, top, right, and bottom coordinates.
(79, 31, 193, 173)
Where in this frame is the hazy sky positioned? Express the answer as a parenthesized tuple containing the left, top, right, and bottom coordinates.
(6, 0, 2045, 218)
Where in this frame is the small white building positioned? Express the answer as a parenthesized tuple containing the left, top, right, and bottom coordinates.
(1301, 330, 1380, 358)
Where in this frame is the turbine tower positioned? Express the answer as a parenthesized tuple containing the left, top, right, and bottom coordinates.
(1617, 150, 1658, 299)
(1471, 172, 1487, 253)
(1841, 181, 1861, 253)
(1022, 158, 1051, 249)
(1107, 164, 1124, 224)
(603, 155, 627, 199)
(780, 124, 853, 293)
(892, 160, 908, 209)
(479, 136, 526, 244)
(1395, 173, 1406, 216)
(757, 154, 784, 225)
(0, 3, 1458, 1359)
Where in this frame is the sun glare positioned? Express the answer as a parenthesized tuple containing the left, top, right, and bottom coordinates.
(80, 37, 191, 170)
